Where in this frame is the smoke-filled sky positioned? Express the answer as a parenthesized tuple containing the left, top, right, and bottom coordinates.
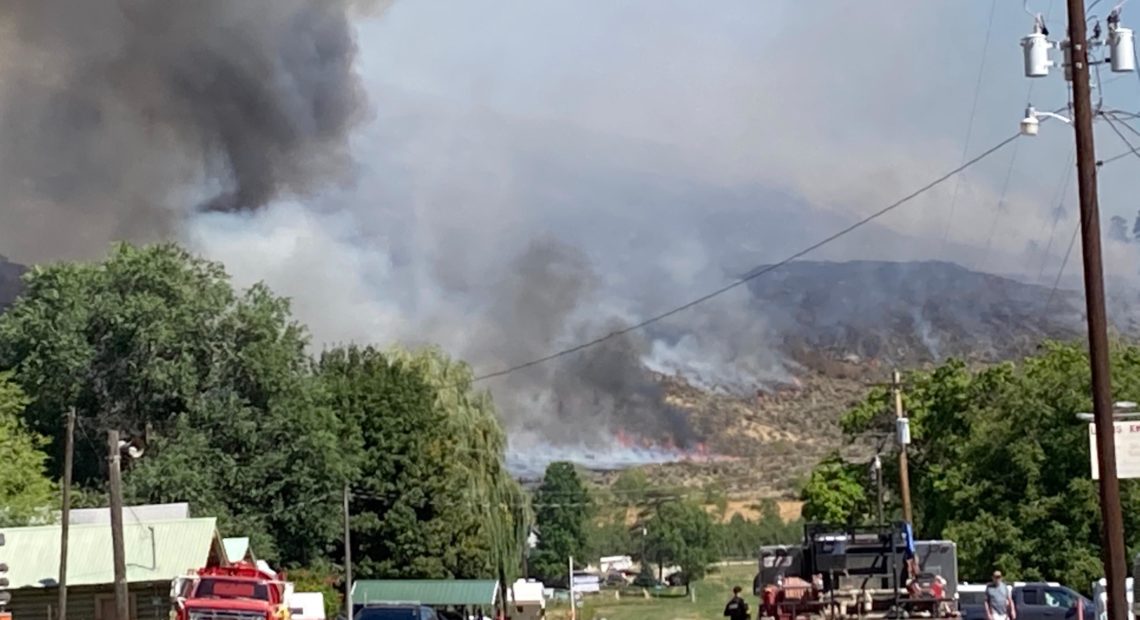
(3, 0, 1140, 452)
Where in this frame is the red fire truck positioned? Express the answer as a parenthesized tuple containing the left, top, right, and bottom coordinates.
(171, 561, 293, 620)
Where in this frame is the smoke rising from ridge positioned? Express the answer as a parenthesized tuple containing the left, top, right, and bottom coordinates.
(0, 0, 383, 261)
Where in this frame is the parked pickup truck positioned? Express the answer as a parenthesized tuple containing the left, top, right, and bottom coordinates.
(960, 583, 1094, 620)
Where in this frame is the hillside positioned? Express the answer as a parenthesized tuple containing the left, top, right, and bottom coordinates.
(591, 261, 1094, 503)
(745, 260, 1084, 370)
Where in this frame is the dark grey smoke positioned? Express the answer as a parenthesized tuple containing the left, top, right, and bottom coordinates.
(0, 0, 384, 261)
(473, 237, 696, 448)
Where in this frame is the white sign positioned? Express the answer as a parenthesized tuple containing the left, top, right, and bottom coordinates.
(1088, 422, 1140, 479)
(571, 573, 600, 593)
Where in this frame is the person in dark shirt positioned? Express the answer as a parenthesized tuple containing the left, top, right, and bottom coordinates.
(724, 586, 751, 620)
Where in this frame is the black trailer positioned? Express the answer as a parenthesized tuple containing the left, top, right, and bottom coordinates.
(755, 522, 959, 620)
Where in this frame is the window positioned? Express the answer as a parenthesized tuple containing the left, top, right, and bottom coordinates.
(1045, 589, 1077, 609)
(195, 578, 270, 601)
(1023, 589, 1042, 606)
(960, 592, 986, 605)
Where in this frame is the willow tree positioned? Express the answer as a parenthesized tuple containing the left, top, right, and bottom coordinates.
(388, 347, 530, 584)
(320, 345, 528, 582)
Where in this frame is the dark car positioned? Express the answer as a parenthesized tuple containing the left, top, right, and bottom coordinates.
(959, 583, 1094, 620)
(354, 604, 441, 620)
(666, 572, 689, 587)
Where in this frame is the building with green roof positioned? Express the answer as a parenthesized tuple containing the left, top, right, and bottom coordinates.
(351, 580, 500, 608)
(0, 516, 227, 620)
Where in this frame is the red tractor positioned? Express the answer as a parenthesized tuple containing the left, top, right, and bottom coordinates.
(171, 561, 293, 620)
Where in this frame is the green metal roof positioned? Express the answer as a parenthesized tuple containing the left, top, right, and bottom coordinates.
(0, 517, 221, 589)
(352, 580, 500, 607)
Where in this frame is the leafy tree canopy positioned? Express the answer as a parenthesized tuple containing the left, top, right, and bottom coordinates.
(802, 342, 1140, 587)
(644, 499, 716, 593)
(0, 243, 522, 579)
(0, 371, 53, 526)
(530, 461, 592, 582)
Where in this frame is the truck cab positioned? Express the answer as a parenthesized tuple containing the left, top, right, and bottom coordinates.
(171, 562, 292, 620)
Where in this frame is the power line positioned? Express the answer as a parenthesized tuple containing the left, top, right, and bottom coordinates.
(1103, 112, 1140, 160)
(940, 0, 1001, 257)
(1033, 153, 1076, 285)
(1040, 222, 1080, 321)
(1099, 148, 1140, 165)
(1039, 143, 1132, 321)
(977, 0, 1057, 272)
(1107, 111, 1140, 138)
(468, 133, 1023, 385)
(973, 141, 1021, 271)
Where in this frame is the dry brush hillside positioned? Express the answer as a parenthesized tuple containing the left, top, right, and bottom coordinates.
(592, 260, 1105, 507)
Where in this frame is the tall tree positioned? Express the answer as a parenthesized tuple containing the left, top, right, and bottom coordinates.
(802, 342, 1140, 587)
(320, 345, 527, 581)
(1110, 215, 1130, 243)
(387, 347, 530, 584)
(0, 243, 346, 564)
(645, 499, 716, 594)
(531, 462, 592, 582)
(800, 454, 874, 524)
(0, 371, 53, 526)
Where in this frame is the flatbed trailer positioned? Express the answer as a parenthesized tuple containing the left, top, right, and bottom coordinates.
(754, 523, 959, 620)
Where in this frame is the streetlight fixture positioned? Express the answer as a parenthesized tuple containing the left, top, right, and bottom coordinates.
(1020, 105, 1072, 136)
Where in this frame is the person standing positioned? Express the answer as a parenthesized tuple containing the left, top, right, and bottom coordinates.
(725, 586, 751, 620)
(986, 571, 1016, 620)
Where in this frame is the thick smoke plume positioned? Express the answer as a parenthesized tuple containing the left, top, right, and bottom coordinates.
(11, 1, 1140, 474)
(469, 237, 698, 450)
(0, 0, 383, 261)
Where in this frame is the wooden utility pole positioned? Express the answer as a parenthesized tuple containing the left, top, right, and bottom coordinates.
(107, 430, 130, 620)
(568, 556, 576, 620)
(58, 409, 76, 620)
(892, 371, 913, 524)
(343, 484, 352, 616)
(1065, 1, 1128, 619)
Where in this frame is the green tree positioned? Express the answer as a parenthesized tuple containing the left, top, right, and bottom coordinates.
(800, 454, 873, 524)
(288, 564, 343, 620)
(319, 345, 524, 581)
(802, 342, 1140, 587)
(645, 499, 715, 594)
(386, 347, 529, 586)
(0, 371, 53, 525)
(714, 501, 802, 559)
(530, 462, 592, 582)
(585, 519, 636, 560)
(0, 243, 346, 564)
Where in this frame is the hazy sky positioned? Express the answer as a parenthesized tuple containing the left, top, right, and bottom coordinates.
(192, 0, 1140, 338)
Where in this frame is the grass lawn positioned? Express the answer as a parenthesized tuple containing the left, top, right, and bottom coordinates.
(546, 564, 757, 620)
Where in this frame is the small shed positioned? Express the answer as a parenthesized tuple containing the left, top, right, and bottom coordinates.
(351, 580, 499, 618)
